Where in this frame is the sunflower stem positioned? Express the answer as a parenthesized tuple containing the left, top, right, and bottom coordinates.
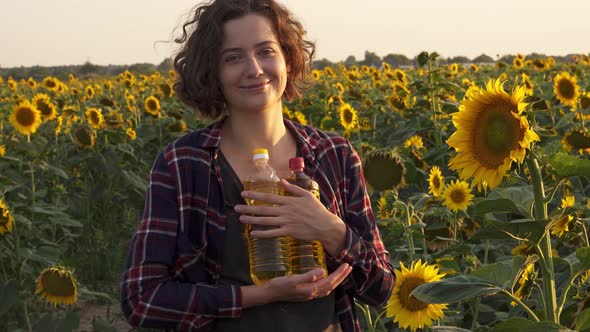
(500, 289, 540, 322)
(405, 202, 416, 260)
(579, 220, 590, 247)
(557, 269, 586, 321)
(526, 156, 557, 322)
(22, 301, 32, 332)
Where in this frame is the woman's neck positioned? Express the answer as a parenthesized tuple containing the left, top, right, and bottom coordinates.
(221, 106, 288, 153)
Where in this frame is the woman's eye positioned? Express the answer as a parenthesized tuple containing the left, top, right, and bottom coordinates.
(224, 55, 241, 63)
(260, 48, 275, 56)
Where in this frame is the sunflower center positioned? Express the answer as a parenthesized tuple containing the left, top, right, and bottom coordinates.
(398, 276, 429, 311)
(343, 109, 353, 124)
(0, 208, 10, 226)
(450, 189, 466, 204)
(581, 96, 590, 110)
(432, 176, 441, 189)
(37, 101, 52, 116)
(147, 100, 158, 111)
(90, 112, 100, 124)
(473, 105, 522, 168)
(16, 107, 36, 126)
(567, 131, 590, 149)
(557, 80, 575, 99)
(42, 271, 76, 296)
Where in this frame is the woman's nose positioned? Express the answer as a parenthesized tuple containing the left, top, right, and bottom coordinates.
(246, 56, 263, 77)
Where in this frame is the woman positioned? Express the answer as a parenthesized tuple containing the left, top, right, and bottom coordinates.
(120, 0, 394, 331)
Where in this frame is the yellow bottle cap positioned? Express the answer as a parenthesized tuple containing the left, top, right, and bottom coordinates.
(252, 148, 269, 160)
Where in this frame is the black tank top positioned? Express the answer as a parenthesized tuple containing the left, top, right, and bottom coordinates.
(215, 150, 340, 332)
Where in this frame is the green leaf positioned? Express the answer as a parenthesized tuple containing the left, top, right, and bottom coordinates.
(576, 307, 590, 331)
(469, 256, 532, 288)
(43, 162, 69, 179)
(469, 198, 527, 217)
(412, 275, 503, 304)
(54, 310, 80, 332)
(470, 218, 546, 243)
(431, 327, 472, 332)
(577, 247, 590, 270)
(493, 317, 535, 331)
(0, 280, 19, 316)
(550, 152, 590, 178)
(520, 321, 574, 332)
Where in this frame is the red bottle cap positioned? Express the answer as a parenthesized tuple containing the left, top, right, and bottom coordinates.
(289, 157, 304, 171)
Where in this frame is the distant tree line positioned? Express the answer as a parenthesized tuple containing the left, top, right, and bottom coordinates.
(0, 52, 583, 80)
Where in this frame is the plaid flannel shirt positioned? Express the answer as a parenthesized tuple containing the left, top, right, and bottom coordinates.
(120, 118, 395, 331)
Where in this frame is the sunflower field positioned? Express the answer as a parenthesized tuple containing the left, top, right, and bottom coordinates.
(1, 52, 590, 331)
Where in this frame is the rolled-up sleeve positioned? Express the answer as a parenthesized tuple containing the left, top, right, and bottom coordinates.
(329, 142, 395, 307)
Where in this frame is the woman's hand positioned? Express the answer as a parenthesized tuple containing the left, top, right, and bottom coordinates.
(234, 179, 347, 255)
(241, 264, 352, 308)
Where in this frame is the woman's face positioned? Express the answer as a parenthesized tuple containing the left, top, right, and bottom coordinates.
(219, 14, 288, 115)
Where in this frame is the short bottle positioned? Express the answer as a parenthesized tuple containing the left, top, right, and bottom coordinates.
(243, 149, 290, 285)
(284, 157, 328, 275)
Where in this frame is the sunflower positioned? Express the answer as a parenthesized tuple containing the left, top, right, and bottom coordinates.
(469, 64, 479, 72)
(441, 179, 474, 212)
(73, 126, 95, 148)
(553, 72, 580, 107)
(551, 215, 574, 237)
(363, 150, 406, 191)
(448, 63, 459, 75)
(85, 85, 95, 99)
(511, 263, 536, 306)
(531, 59, 547, 71)
(32, 93, 58, 121)
(35, 266, 78, 306)
(126, 127, 137, 140)
(404, 135, 424, 150)
(159, 83, 173, 97)
(387, 95, 409, 112)
(167, 120, 188, 133)
(0, 145, 5, 157)
(0, 198, 15, 235)
(85, 108, 104, 129)
(144, 96, 160, 116)
(521, 73, 534, 96)
(334, 83, 345, 95)
(338, 102, 358, 131)
(27, 78, 37, 89)
(577, 92, 590, 110)
(104, 112, 123, 129)
(447, 79, 540, 191)
(513, 57, 524, 69)
(393, 68, 409, 84)
(561, 130, 590, 154)
(423, 211, 455, 251)
(386, 259, 447, 331)
(292, 111, 307, 126)
(10, 100, 43, 136)
(428, 166, 445, 197)
(42, 77, 59, 91)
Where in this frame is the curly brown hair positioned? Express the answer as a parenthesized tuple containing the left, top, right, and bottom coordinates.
(173, 0, 316, 119)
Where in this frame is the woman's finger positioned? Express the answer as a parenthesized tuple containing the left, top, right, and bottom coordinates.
(279, 179, 313, 197)
(234, 204, 280, 216)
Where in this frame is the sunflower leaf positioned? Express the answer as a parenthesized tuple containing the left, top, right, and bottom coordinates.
(550, 152, 590, 178)
(576, 308, 590, 331)
(411, 275, 503, 304)
(0, 280, 19, 316)
(576, 247, 590, 270)
(469, 218, 546, 243)
(519, 321, 574, 332)
(469, 256, 530, 288)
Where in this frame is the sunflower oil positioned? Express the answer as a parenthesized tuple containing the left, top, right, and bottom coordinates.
(243, 149, 290, 285)
(283, 157, 327, 275)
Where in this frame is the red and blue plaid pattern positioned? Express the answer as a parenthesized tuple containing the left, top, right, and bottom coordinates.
(120, 118, 394, 331)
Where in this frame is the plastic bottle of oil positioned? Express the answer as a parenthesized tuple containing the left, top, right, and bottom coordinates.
(283, 157, 328, 275)
(243, 149, 290, 285)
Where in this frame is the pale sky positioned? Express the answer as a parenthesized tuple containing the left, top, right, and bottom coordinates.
(1, 0, 589, 68)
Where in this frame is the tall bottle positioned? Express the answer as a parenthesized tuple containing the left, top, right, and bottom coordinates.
(284, 157, 328, 275)
(243, 149, 290, 285)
